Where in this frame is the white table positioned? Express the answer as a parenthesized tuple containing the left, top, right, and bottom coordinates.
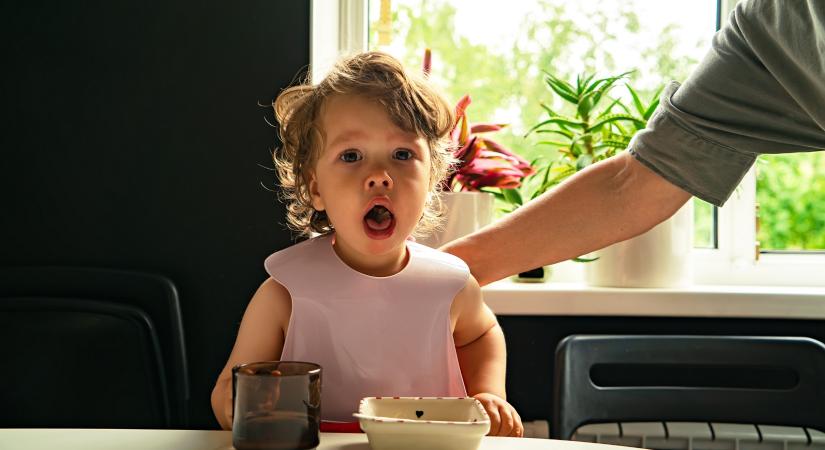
(0, 429, 635, 450)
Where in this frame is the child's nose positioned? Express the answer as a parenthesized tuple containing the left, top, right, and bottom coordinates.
(365, 170, 393, 190)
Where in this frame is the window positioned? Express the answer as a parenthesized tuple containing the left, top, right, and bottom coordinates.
(313, 0, 825, 287)
(365, 0, 718, 249)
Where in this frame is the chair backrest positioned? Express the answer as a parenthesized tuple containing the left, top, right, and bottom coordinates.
(0, 266, 189, 428)
(553, 335, 825, 440)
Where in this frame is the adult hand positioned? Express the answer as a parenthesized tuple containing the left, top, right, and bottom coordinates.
(472, 392, 523, 437)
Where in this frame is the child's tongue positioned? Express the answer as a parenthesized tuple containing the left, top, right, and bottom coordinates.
(364, 206, 393, 231)
(365, 217, 391, 231)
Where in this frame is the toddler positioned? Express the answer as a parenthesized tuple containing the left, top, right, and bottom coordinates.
(211, 52, 522, 437)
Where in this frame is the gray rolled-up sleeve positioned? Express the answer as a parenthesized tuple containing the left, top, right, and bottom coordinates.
(629, 82, 757, 207)
(630, 0, 825, 207)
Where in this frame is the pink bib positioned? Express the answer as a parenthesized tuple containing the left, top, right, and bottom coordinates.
(264, 234, 468, 421)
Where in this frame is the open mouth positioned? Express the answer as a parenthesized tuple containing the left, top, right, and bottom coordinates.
(363, 204, 395, 239)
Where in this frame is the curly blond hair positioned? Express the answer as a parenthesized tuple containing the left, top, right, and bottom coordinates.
(273, 52, 456, 238)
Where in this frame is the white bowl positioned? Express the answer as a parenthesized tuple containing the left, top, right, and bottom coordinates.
(353, 397, 490, 450)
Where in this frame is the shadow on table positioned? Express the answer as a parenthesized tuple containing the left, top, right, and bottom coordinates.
(338, 443, 371, 450)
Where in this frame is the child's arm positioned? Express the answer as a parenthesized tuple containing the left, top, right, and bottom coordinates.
(210, 278, 292, 430)
(451, 275, 523, 437)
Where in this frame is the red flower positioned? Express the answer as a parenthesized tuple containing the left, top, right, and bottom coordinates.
(422, 49, 533, 192)
(443, 94, 534, 191)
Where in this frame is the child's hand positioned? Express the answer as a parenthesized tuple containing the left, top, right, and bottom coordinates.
(472, 392, 523, 437)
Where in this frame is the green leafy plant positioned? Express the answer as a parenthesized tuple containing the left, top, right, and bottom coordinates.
(756, 153, 825, 250)
(487, 71, 664, 263)
(496, 71, 662, 213)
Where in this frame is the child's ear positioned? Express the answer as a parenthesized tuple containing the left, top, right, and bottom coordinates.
(308, 172, 325, 211)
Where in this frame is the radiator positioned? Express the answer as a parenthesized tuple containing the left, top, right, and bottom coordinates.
(572, 422, 825, 450)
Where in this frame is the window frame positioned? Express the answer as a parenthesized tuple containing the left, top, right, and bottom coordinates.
(310, 0, 367, 84)
(312, 0, 825, 288)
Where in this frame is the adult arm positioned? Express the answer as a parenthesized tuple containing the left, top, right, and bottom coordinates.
(443, 152, 691, 286)
(444, 0, 825, 285)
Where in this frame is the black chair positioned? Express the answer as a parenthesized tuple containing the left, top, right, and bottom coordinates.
(0, 267, 189, 428)
(553, 335, 825, 440)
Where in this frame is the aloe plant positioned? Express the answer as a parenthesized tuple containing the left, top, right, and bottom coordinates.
(488, 71, 663, 264)
(497, 71, 662, 212)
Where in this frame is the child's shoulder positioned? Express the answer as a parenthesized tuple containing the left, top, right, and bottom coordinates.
(265, 235, 331, 268)
(408, 240, 469, 272)
(408, 242, 474, 295)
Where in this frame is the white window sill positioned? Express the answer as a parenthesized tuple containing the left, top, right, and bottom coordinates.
(482, 280, 825, 320)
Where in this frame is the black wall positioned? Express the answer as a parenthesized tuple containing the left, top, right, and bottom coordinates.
(1, 1, 309, 428)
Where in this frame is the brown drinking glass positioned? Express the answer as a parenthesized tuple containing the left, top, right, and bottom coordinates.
(232, 361, 322, 450)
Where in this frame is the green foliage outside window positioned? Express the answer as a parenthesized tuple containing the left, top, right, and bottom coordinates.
(381, 0, 694, 161)
(757, 153, 825, 250)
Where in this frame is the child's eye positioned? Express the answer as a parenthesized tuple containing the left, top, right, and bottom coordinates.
(339, 150, 362, 163)
(393, 149, 414, 161)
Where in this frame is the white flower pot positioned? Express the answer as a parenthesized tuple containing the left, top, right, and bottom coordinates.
(418, 191, 494, 249)
(585, 201, 694, 288)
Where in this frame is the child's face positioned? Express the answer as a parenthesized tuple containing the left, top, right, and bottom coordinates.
(309, 94, 431, 257)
